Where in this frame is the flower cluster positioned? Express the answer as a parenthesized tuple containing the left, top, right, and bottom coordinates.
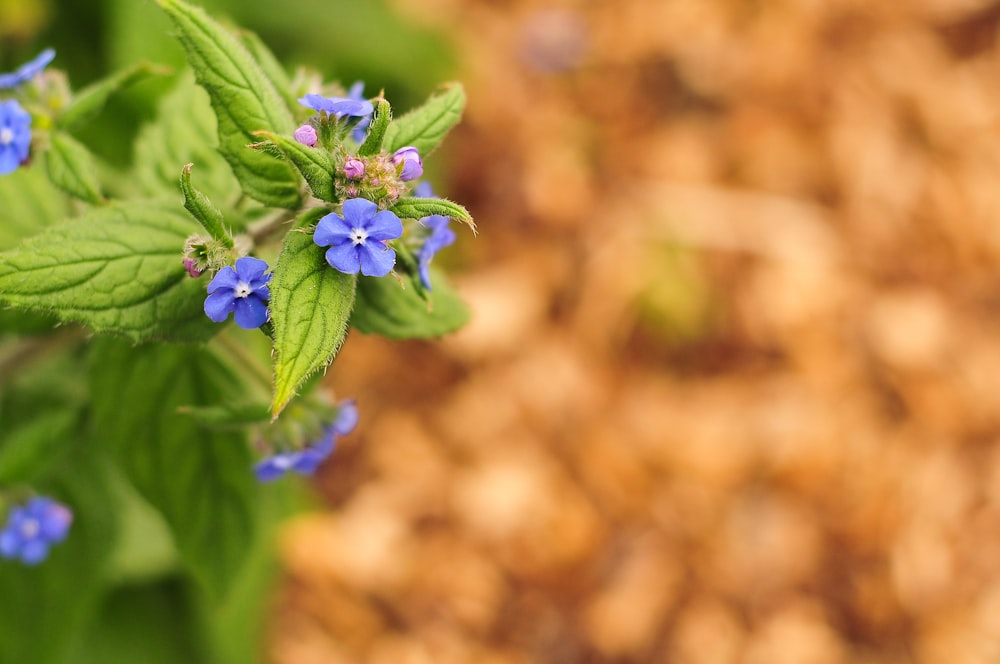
(0, 497, 73, 565)
(204, 256, 272, 329)
(254, 400, 358, 482)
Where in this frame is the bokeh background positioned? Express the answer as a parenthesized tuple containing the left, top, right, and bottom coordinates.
(9, 0, 1000, 661)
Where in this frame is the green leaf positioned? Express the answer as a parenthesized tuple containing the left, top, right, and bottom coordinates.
(384, 82, 465, 156)
(44, 132, 106, 205)
(90, 339, 258, 598)
(270, 219, 356, 416)
(252, 130, 335, 202)
(58, 62, 169, 131)
(178, 401, 272, 429)
(0, 446, 117, 664)
(0, 342, 85, 484)
(180, 163, 233, 247)
(134, 73, 239, 207)
(70, 580, 210, 664)
(0, 166, 69, 251)
(392, 195, 476, 233)
(351, 269, 469, 339)
(159, 0, 300, 208)
(358, 98, 392, 156)
(0, 201, 217, 342)
(236, 28, 298, 115)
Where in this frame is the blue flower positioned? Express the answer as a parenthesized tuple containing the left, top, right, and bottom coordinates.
(392, 146, 423, 181)
(0, 497, 72, 565)
(347, 81, 373, 143)
(0, 100, 32, 176)
(411, 183, 456, 290)
(314, 198, 403, 277)
(254, 401, 359, 482)
(0, 48, 55, 89)
(298, 93, 373, 119)
(416, 216, 456, 290)
(204, 256, 272, 329)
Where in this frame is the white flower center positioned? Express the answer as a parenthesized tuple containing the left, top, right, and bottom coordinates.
(0, 128, 13, 146)
(349, 227, 368, 246)
(234, 281, 252, 298)
(20, 518, 39, 539)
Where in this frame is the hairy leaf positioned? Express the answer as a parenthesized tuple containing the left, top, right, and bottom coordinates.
(270, 219, 356, 416)
(180, 164, 232, 246)
(253, 131, 335, 202)
(358, 98, 391, 156)
(392, 196, 476, 233)
(384, 82, 465, 156)
(351, 269, 469, 339)
(0, 201, 216, 342)
(159, 0, 300, 208)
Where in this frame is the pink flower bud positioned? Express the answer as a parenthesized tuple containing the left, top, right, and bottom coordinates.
(293, 124, 317, 147)
(344, 157, 365, 179)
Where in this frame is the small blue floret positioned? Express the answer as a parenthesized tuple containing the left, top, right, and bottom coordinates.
(298, 93, 373, 119)
(346, 81, 373, 143)
(314, 198, 403, 277)
(204, 256, 272, 329)
(0, 497, 73, 565)
(412, 183, 456, 290)
(0, 48, 55, 89)
(0, 100, 32, 176)
(254, 401, 359, 482)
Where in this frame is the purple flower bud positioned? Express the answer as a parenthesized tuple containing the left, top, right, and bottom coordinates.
(294, 124, 317, 147)
(392, 146, 423, 181)
(183, 258, 204, 278)
(344, 157, 365, 179)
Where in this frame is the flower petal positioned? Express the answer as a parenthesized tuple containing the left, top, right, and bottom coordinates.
(325, 243, 362, 274)
(342, 197, 377, 226)
(233, 294, 269, 329)
(298, 93, 332, 113)
(234, 256, 269, 283)
(313, 212, 352, 247)
(366, 210, 404, 241)
(207, 266, 238, 293)
(204, 290, 235, 322)
(254, 452, 299, 482)
(20, 539, 49, 565)
(358, 243, 396, 277)
(333, 400, 359, 435)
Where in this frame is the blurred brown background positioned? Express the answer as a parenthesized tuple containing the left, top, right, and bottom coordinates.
(270, 1, 1000, 662)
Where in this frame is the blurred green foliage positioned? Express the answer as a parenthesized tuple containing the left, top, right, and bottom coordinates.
(1, 0, 455, 166)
